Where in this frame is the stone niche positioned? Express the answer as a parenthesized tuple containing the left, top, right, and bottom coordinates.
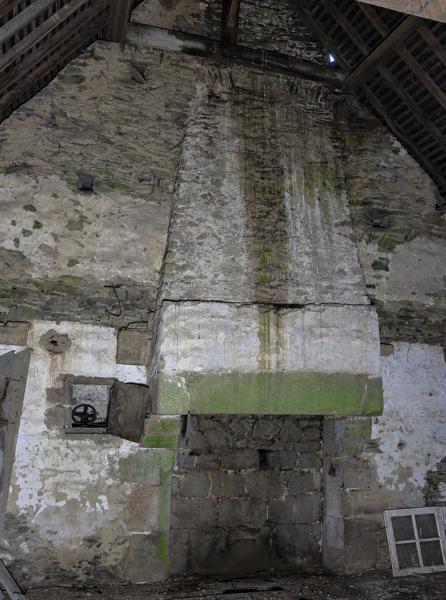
(170, 415, 323, 574)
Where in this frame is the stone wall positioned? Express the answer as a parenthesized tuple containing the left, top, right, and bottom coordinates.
(0, 0, 445, 583)
(0, 325, 179, 586)
(336, 98, 446, 346)
(323, 342, 446, 573)
(0, 40, 197, 358)
(170, 415, 323, 574)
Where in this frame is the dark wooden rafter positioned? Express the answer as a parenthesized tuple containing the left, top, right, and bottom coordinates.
(104, 0, 131, 43)
(221, 0, 241, 48)
(299, 0, 446, 207)
(0, 0, 112, 121)
(129, 22, 345, 87)
(346, 14, 419, 87)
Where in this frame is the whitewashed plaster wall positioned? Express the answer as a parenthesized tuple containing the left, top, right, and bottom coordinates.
(0, 321, 172, 585)
(372, 342, 446, 504)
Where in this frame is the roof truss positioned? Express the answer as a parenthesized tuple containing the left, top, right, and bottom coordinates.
(298, 0, 446, 208)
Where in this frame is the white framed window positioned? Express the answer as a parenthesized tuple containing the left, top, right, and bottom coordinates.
(384, 507, 446, 576)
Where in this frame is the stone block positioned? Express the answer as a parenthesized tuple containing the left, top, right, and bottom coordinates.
(179, 472, 210, 498)
(252, 418, 282, 440)
(118, 450, 172, 485)
(205, 428, 229, 449)
(302, 427, 321, 440)
(323, 515, 389, 573)
(224, 527, 271, 574)
(218, 499, 267, 528)
(124, 484, 161, 532)
(185, 431, 207, 451)
(169, 528, 189, 575)
(196, 453, 220, 469)
(123, 533, 168, 583)
(174, 452, 196, 472)
(280, 420, 304, 444)
(171, 497, 218, 529)
(244, 471, 284, 499)
(219, 449, 258, 470)
(117, 329, 150, 365)
(295, 440, 321, 453)
(288, 471, 322, 495)
(298, 452, 322, 470)
(187, 528, 227, 574)
(211, 472, 246, 498)
(269, 496, 321, 524)
(266, 450, 297, 470)
(0, 322, 30, 345)
(271, 524, 322, 570)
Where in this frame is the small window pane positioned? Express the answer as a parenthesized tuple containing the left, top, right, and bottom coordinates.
(392, 516, 415, 541)
(416, 514, 439, 539)
(420, 541, 444, 567)
(396, 543, 420, 569)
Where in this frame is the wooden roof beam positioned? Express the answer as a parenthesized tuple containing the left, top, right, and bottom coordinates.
(128, 22, 346, 87)
(346, 15, 419, 88)
(222, 0, 241, 48)
(356, 1, 446, 23)
(104, 0, 131, 43)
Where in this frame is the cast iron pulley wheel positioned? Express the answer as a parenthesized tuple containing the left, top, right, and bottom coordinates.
(72, 403, 97, 426)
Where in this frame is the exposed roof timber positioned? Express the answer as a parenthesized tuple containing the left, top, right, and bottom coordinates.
(298, 0, 446, 207)
(356, 0, 446, 23)
(222, 0, 241, 47)
(128, 22, 346, 87)
(361, 82, 446, 194)
(0, 6, 107, 114)
(346, 15, 419, 87)
(0, 0, 110, 121)
(0, 0, 91, 73)
(358, 3, 446, 137)
(104, 0, 132, 43)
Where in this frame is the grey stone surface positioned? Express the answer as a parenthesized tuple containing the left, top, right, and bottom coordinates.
(288, 471, 322, 495)
(217, 499, 267, 528)
(171, 416, 323, 575)
(211, 472, 246, 498)
(171, 498, 218, 529)
(269, 496, 321, 524)
(0, 42, 196, 329)
(219, 450, 259, 470)
(123, 533, 168, 583)
(179, 472, 210, 498)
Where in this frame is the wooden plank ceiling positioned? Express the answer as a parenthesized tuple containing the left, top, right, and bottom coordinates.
(295, 0, 446, 208)
(0, 0, 141, 121)
(0, 0, 445, 208)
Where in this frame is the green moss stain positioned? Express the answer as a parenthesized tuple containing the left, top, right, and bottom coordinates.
(155, 375, 190, 415)
(142, 435, 177, 449)
(156, 532, 169, 564)
(0, 287, 25, 301)
(259, 247, 271, 268)
(371, 257, 389, 271)
(58, 275, 87, 286)
(378, 235, 398, 252)
(338, 418, 373, 455)
(143, 417, 181, 450)
(154, 371, 383, 416)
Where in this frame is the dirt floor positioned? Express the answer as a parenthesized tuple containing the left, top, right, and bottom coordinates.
(26, 572, 446, 600)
